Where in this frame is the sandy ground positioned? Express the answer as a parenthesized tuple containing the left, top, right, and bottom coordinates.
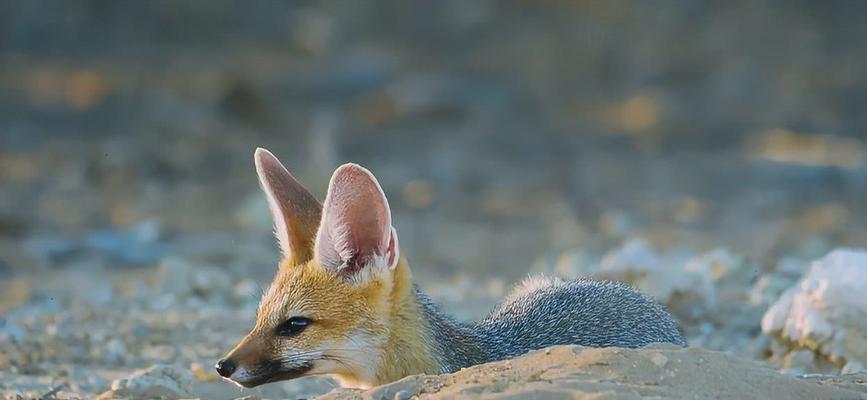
(4, 2, 867, 399)
(323, 346, 867, 400)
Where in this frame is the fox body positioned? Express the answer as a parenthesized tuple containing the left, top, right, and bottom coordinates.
(217, 148, 686, 389)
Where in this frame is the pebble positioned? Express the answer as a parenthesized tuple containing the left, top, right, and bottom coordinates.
(394, 389, 415, 400)
(651, 353, 669, 368)
(190, 362, 219, 382)
(109, 364, 193, 399)
(0, 321, 28, 341)
(105, 338, 127, 365)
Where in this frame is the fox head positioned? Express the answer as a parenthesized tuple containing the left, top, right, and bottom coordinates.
(216, 148, 405, 388)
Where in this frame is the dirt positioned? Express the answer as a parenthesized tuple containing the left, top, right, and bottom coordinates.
(321, 346, 867, 400)
(3, 2, 867, 399)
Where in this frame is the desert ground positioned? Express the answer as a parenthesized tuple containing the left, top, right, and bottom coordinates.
(2, 2, 867, 399)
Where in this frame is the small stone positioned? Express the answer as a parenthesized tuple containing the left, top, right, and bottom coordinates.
(651, 353, 669, 368)
(233, 279, 261, 303)
(192, 266, 232, 297)
(394, 389, 415, 400)
(110, 364, 193, 399)
(190, 362, 219, 382)
(132, 322, 151, 338)
(782, 349, 816, 374)
(105, 338, 127, 365)
(0, 321, 28, 341)
(156, 257, 195, 296)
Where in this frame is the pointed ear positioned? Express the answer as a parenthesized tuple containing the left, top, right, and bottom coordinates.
(314, 163, 399, 277)
(254, 148, 322, 264)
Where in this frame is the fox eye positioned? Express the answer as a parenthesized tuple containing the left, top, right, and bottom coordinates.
(276, 317, 311, 337)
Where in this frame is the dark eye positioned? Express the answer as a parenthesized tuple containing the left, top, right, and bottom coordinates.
(276, 317, 310, 337)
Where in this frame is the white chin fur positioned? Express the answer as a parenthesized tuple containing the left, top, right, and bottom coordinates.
(225, 367, 254, 387)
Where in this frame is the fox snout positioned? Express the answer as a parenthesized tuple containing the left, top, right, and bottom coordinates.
(216, 334, 314, 388)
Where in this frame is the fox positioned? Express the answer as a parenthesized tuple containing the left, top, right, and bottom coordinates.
(216, 148, 686, 389)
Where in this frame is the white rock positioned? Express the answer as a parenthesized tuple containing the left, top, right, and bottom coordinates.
(594, 239, 713, 307)
(762, 248, 867, 372)
(684, 248, 743, 282)
(110, 364, 192, 399)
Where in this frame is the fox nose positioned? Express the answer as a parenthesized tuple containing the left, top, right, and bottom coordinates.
(215, 358, 236, 378)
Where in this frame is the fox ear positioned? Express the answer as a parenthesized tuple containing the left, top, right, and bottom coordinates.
(254, 148, 322, 264)
(314, 163, 399, 278)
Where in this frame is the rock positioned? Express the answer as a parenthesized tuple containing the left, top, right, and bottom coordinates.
(684, 247, 743, 282)
(762, 248, 867, 373)
(108, 364, 193, 399)
(86, 219, 169, 266)
(393, 389, 415, 400)
(591, 239, 716, 319)
(155, 257, 233, 299)
(750, 257, 805, 307)
(783, 349, 816, 374)
(105, 338, 128, 365)
(155, 257, 195, 296)
(595, 239, 703, 303)
(190, 362, 219, 382)
(0, 320, 28, 342)
(362, 374, 430, 400)
(232, 279, 261, 304)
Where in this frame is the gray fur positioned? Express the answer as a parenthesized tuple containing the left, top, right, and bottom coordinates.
(415, 276, 686, 373)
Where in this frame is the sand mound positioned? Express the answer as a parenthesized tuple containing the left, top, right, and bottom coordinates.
(319, 345, 867, 400)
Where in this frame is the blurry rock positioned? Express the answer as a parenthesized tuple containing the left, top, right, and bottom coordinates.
(783, 349, 816, 374)
(25, 220, 169, 268)
(0, 320, 28, 342)
(232, 279, 261, 304)
(155, 257, 233, 299)
(220, 79, 269, 122)
(595, 239, 711, 308)
(190, 362, 219, 382)
(192, 266, 233, 298)
(747, 128, 867, 169)
(156, 257, 195, 296)
(84, 281, 114, 305)
(105, 338, 128, 365)
(750, 257, 805, 308)
(685, 248, 743, 282)
(762, 248, 867, 374)
(86, 219, 169, 267)
(24, 236, 83, 266)
(141, 345, 177, 363)
(108, 364, 192, 399)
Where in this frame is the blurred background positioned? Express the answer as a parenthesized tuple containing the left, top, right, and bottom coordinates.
(1, 1, 867, 398)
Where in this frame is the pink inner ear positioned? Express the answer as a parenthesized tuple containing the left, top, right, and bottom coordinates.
(315, 164, 393, 275)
